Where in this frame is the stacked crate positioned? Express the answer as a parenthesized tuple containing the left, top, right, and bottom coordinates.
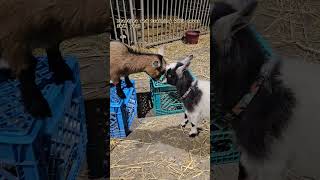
(0, 57, 87, 180)
(149, 71, 196, 116)
(110, 80, 137, 138)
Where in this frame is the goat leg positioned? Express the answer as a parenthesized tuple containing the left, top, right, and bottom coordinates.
(188, 114, 199, 137)
(17, 49, 52, 118)
(0, 50, 14, 80)
(124, 76, 133, 88)
(47, 44, 74, 84)
(180, 112, 189, 127)
(238, 162, 248, 180)
(116, 81, 126, 99)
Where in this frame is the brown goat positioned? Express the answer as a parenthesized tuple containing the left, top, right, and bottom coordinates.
(110, 41, 166, 98)
(0, 0, 110, 118)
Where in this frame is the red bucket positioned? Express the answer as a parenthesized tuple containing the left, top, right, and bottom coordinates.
(185, 30, 200, 44)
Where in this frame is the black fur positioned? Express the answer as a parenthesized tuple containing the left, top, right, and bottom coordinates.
(46, 44, 74, 84)
(19, 55, 52, 118)
(20, 43, 75, 117)
(124, 76, 133, 88)
(238, 162, 248, 180)
(116, 81, 126, 99)
(0, 69, 13, 82)
(114, 76, 134, 99)
(181, 113, 189, 127)
(165, 64, 202, 113)
(211, 2, 237, 25)
(0, 43, 76, 118)
(211, 2, 296, 159)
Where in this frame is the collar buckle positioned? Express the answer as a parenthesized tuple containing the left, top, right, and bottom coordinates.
(180, 80, 198, 100)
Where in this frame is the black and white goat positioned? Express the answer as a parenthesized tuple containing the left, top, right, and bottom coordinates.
(212, 0, 320, 179)
(163, 55, 210, 137)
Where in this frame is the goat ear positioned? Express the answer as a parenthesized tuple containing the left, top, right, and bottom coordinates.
(234, 0, 257, 28)
(152, 60, 160, 68)
(230, 1, 258, 31)
(158, 45, 165, 56)
(176, 55, 193, 77)
(214, 1, 257, 55)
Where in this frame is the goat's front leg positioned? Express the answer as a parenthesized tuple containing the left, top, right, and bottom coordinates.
(188, 113, 200, 137)
(124, 76, 133, 88)
(238, 162, 249, 180)
(7, 44, 52, 117)
(46, 44, 74, 84)
(180, 112, 189, 127)
(116, 81, 126, 99)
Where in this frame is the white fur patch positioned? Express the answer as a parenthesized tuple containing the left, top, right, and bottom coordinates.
(184, 80, 210, 135)
(166, 62, 177, 71)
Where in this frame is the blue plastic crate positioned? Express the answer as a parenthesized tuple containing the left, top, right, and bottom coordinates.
(150, 71, 195, 116)
(110, 80, 137, 138)
(0, 56, 87, 180)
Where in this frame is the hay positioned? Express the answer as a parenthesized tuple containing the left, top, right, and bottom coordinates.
(111, 138, 123, 151)
(110, 114, 210, 179)
(256, 0, 320, 62)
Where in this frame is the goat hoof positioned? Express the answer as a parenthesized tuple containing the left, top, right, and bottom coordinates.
(52, 64, 74, 84)
(180, 122, 187, 128)
(25, 95, 52, 118)
(126, 83, 133, 88)
(117, 92, 126, 99)
(189, 133, 197, 138)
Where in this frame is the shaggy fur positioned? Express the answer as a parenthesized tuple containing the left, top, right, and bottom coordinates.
(110, 41, 166, 98)
(208, 1, 320, 180)
(212, 0, 296, 160)
(0, 0, 109, 118)
(165, 62, 203, 112)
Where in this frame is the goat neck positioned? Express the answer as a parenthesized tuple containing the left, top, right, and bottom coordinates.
(176, 71, 202, 112)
